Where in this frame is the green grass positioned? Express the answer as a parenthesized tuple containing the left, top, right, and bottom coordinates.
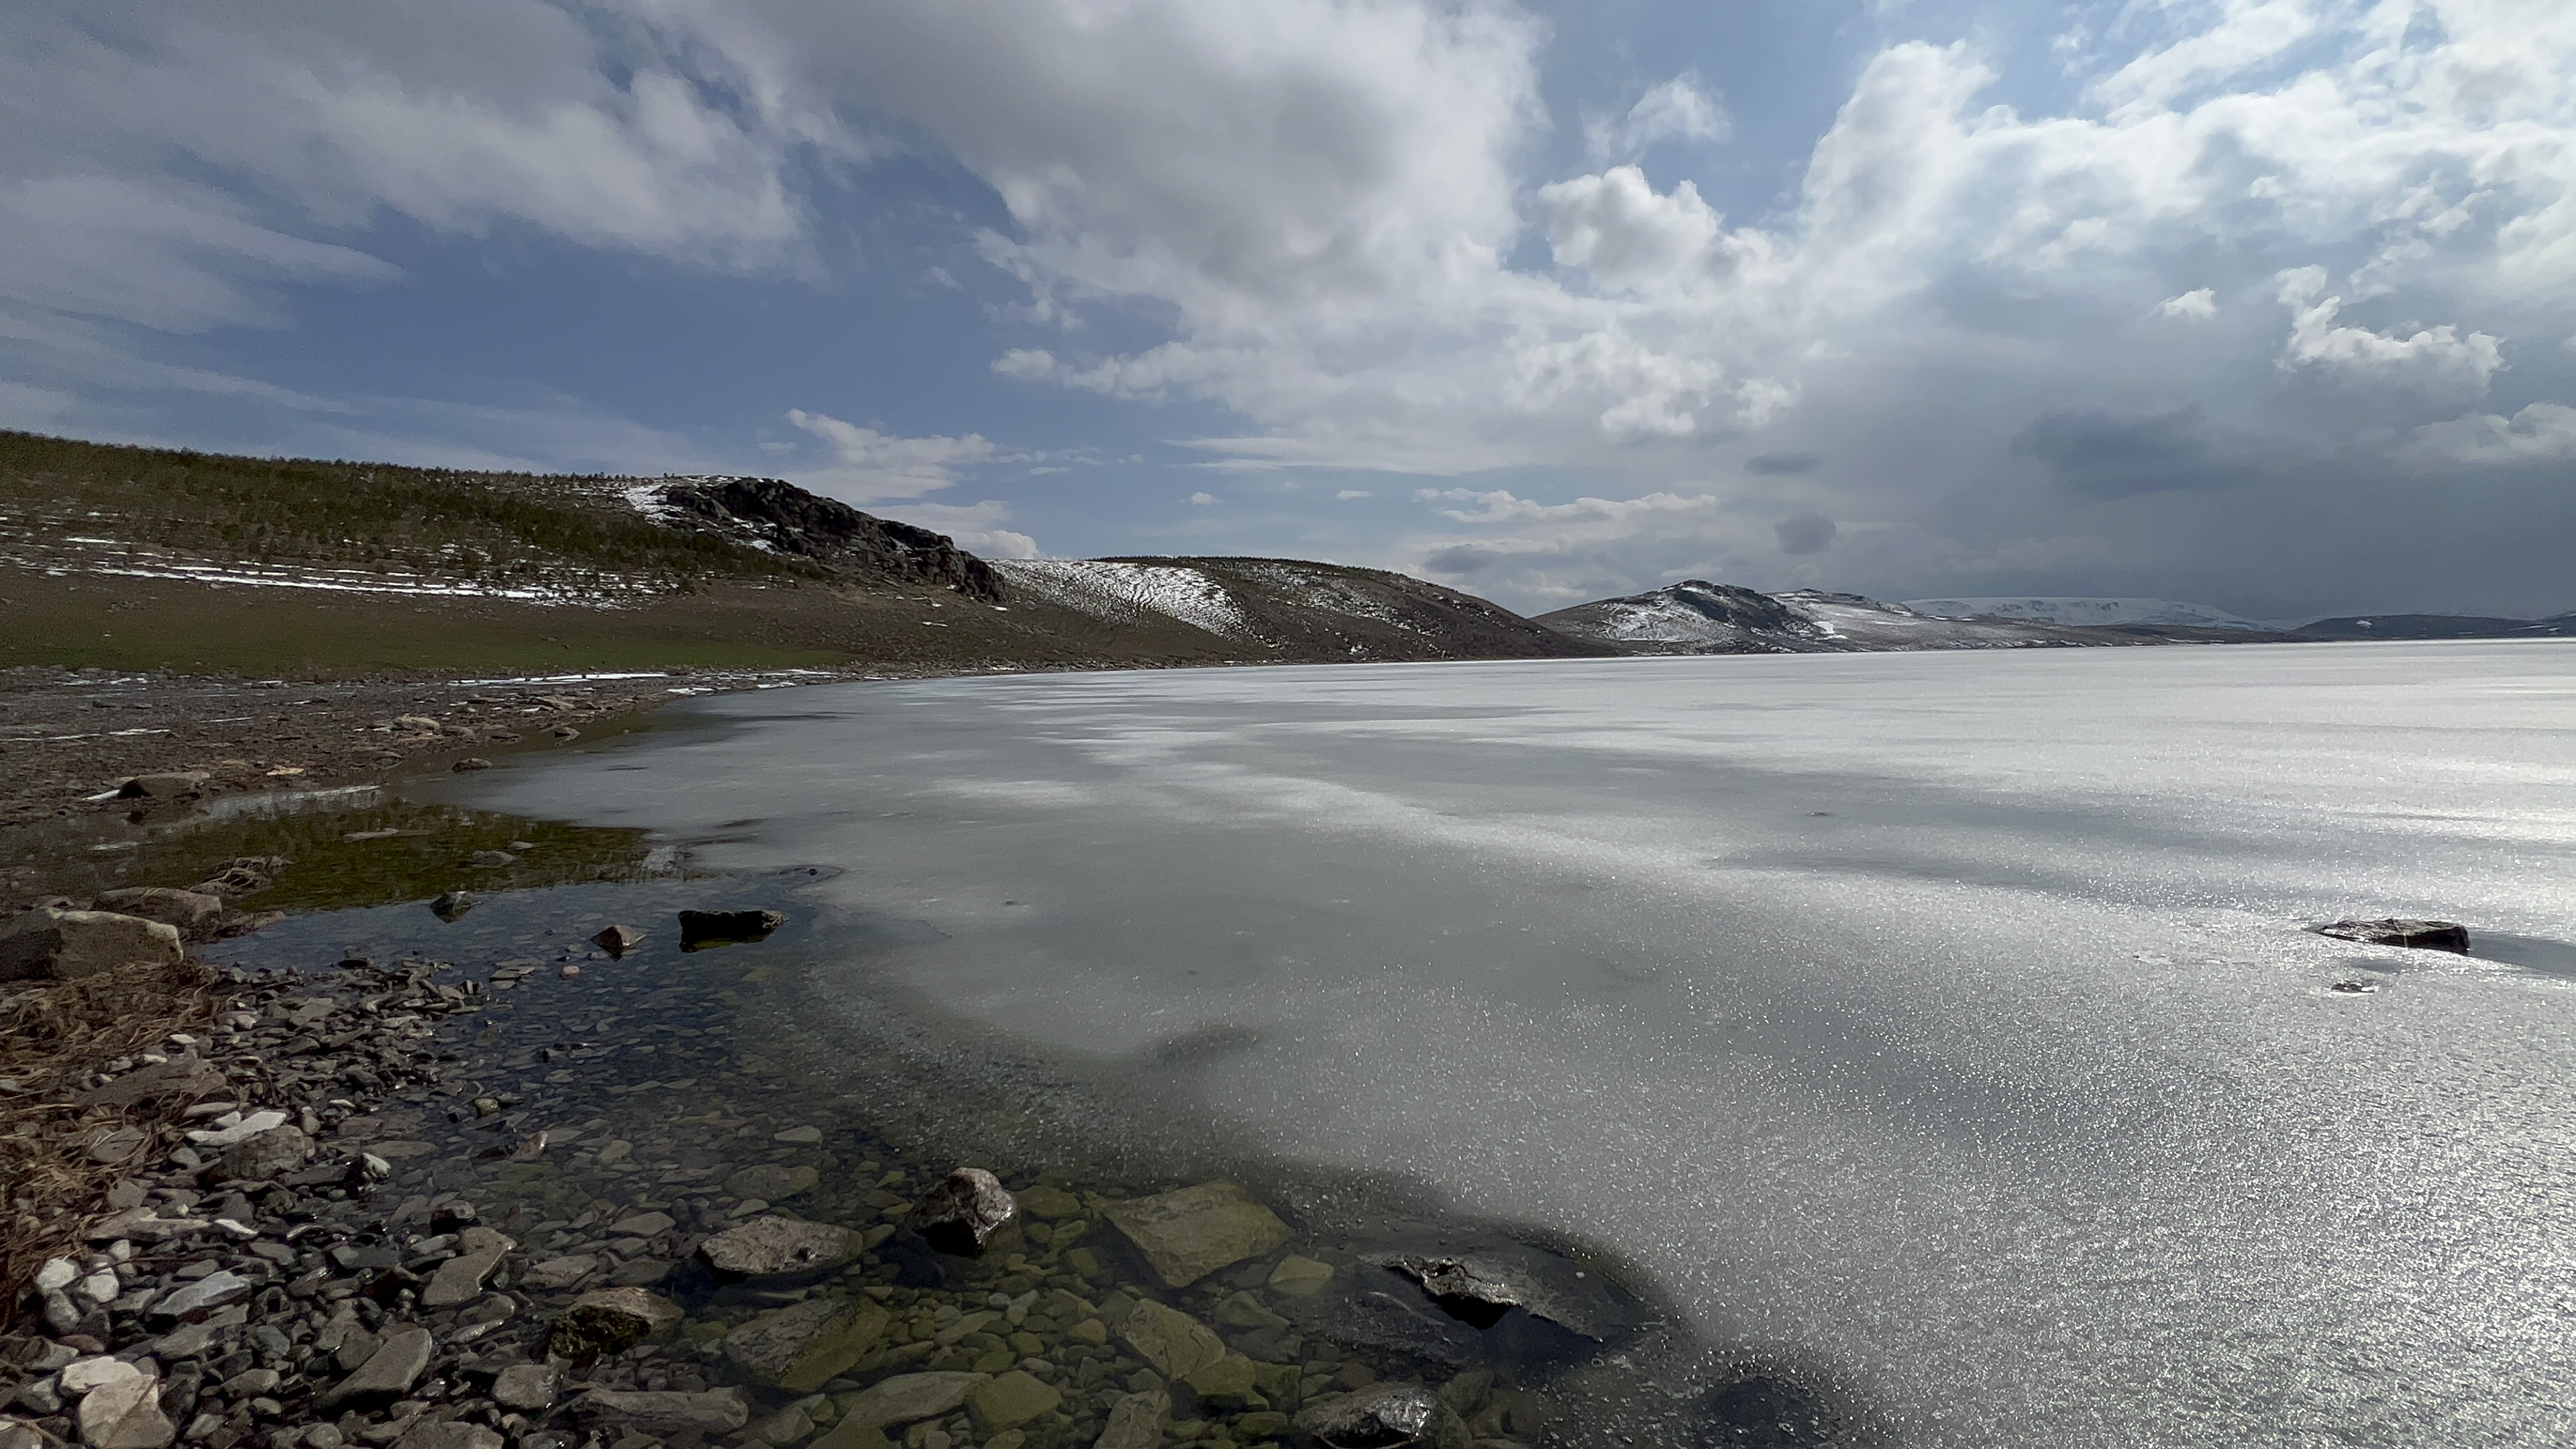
(0, 429, 821, 592)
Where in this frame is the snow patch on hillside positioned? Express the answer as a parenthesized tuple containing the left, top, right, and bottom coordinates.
(995, 559, 1256, 641)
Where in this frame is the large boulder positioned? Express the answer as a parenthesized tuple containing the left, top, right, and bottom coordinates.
(74, 1365, 174, 1449)
(0, 908, 184, 982)
(2315, 918, 2470, 953)
(1106, 1181, 1291, 1287)
(913, 1168, 1016, 1255)
(1296, 1383, 1469, 1449)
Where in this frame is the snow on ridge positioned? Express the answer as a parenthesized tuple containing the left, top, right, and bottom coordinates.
(995, 559, 1256, 641)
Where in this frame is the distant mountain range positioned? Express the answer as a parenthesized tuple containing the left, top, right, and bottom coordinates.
(2, 430, 2565, 675)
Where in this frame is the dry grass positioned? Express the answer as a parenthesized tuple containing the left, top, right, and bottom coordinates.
(0, 957, 219, 1330)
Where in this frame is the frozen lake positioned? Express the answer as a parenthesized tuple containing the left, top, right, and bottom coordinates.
(458, 640, 2576, 1446)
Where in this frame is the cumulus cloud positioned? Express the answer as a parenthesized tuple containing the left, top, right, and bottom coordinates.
(787, 408, 996, 501)
(2405, 401, 2576, 465)
(2275, 268, 2505, 390)
(1774, 511, 1837, 555)
(1189, 491, 1217, 505)
(2155, 288, 2217, 320)
(1583, 74, 1730, 165)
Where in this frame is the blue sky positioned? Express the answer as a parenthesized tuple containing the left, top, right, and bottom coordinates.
(5, 1, 2575, 619)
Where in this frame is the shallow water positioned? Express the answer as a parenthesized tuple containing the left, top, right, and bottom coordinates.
(431, 640, 2576, 1447)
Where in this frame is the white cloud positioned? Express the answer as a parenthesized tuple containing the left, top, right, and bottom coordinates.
(880, 499, 1039, 559)
(1188, 491, 1218, 505)
(2155, 288, 2218, 320)
(2275, 267, 2505, 390)
(1583, 74, 1730, 165)
(2404, 400, 2576, 465)
(786, 408, 997, 501)
(1335, 489, 1370, 500)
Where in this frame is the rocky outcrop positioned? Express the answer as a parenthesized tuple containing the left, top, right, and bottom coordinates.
(651, 476, 1002, 600)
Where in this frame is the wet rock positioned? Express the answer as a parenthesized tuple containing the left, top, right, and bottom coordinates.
(150, 1271, 250, 1323)
(391, 1424, 500, 1449)
(728, 1163, 820, 1201)
(429, 892, 474, 922)
(451, 759, 494, 774)
(610, 1212, 674, 1238)
(1383, 1256, 1519, 1330)
(466, 851, 515, 869)
(773, 1125, 823, 1144)
(320, 1326, 433, 1411)
(1267, 1255, 1335, 1298)
(698, 1216, 855, 1279)
(1295, 1383, 1466, 1449)
(914, 1169, 1016, 1255)
(677, 908, 785, 949)
(835, 1373, 988, 1430)
(117, 772, 209, 800)
(551, 726, 581, 742)
(76, 1369, 173, 1449)
(1105, 1181, 1291, 1288)
(189, 856, 288, 899)
(490, 1364, 559, 1413)
(591, 925, 645, 957)
(91, 888, 225, 934)
(965, 1373, 1060, 1432)
(520, 1256, 598, 1291)
(1117, 1301, 1228, 1382)
(212, 1124, 313, 1182)
(1374, 1244, 1635, 1342)
(724, 1299, 890, 1389)
(1092, 1390, 1169, 1449)
(0, 908, 185, 983)
(420, 1227, 515, 1308)
(1013, 1185, 1081, 1220)
(2315, 918, 2470, 953)
(573, 1389, 749, 1436)
(545, 1287, 683, 1364)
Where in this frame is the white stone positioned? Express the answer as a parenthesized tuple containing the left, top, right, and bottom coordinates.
(34, 1257, 78, 1293)
(186, 1111, 286, 1148)
(60, 1357, 142, 1395)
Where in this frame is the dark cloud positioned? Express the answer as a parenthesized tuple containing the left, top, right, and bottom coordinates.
(1422, 544, 1503, 575)
(2010, 406, 2239, 499)
(1774, 511, 1837, 555)
(1746, 452, 1821, 475)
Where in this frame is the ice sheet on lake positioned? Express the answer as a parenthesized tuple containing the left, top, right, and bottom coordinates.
(452, 641, 2576, 1448)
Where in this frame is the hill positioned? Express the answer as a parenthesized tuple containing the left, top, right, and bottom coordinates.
(1537, 580, 2284, 654)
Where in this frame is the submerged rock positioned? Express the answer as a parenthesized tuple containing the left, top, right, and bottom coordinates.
(723, 1298, 889, 1390)
(1105, 1180, 1291, 1287)
(1296, 1383, 1467, 1449)
(429, 892, 475, 922)
(913, 1167, 1016, 1255)
(2315, 918, 2469, 952)
(699, 1216, 856, 1278)
(592, 924, 645, 956)
(545, 1287, 684, 1364)
(574, 1389, 749, 1435)
(678, 908, 784, 949)
(833, 1371, 988, 1429)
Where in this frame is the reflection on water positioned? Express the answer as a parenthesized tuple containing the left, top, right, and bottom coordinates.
(429, 642, 2576, 1448)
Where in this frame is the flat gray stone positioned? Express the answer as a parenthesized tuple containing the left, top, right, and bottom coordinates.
(420, 1228, 514, 1309)
(1117, 1301, 1227, 1382)
(837, 1373, 989, 1428)
(150, 1270, 250, 1323)
(321, 1325, 433, 1411)
(608, 1212, 674, 1238)
(1105, 1181, 1290, 1287)
(76, 1371, 172, 1449)
(725, 1164, 819, 1201)
(1094, 1390, 1169, 1449)
(573, 1389, 749, 1435)
(519, 1256, 597, 1291)
(698, 1216, 854, 1278)
(391, 1423, 502, 1449)
(491, 1364, 558, 1412)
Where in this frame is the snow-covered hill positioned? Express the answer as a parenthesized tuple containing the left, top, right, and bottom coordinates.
(1537, 581, 2252, 654)
(1902, 596, 2265, 629)
(996, 556, 1601, 661)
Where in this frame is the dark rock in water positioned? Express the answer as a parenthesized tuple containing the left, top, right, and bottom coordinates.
(430, 892, 474, 922)
(117, 771, 210, 799)
(1695, 1368, 1850, 1448)
(914, 1167, 1017, 1255)
(1384, 1256, 1519, 1328)
(2316, 918, 2469, 952)
(545, 1287, 684, 1365)
(451, 757, 494, 773)
(189, 855, 290, 899)
(592, 924, 645, 956)
(1295, 1383, 1467, 1449)
(678, 908, 784, 949)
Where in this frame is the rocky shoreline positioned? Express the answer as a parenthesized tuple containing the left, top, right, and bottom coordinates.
(0, 910, 1670, 1449)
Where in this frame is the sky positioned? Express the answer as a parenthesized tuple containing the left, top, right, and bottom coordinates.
(4, 1, 2574, 621)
